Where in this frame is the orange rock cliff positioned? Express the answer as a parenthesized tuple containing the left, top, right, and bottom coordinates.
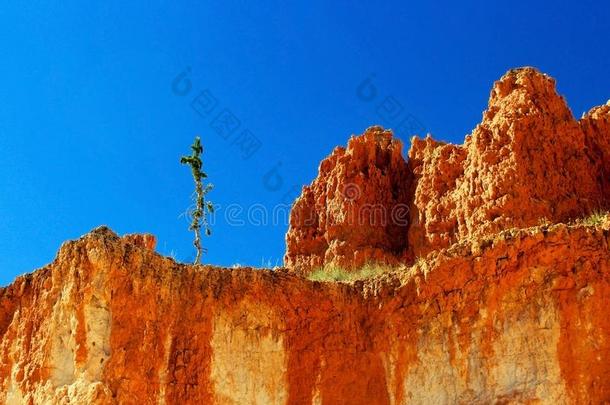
(1, 67, 610, 404)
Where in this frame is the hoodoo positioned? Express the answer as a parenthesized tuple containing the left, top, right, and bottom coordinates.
(286, 67, 610, 274)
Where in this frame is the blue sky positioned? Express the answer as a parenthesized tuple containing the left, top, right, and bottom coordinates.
(1, 1, 609, 285)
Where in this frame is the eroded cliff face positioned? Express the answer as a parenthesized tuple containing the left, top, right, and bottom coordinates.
(285, 68, 610, 273)
(581, 101, 610, 198)
(285, 127, 411, 271)
(2, 67, 610, 404)
(2, 223, 610, 404)
(408, 68, 608, 258)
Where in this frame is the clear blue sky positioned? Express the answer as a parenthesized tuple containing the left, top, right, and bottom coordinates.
(1, 1, 609, 285)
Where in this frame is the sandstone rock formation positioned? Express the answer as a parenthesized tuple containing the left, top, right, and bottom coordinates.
(285, 127, 412, 271)
(408, 68, 608, 258)
(2, 222, 610, 404)
(581, 101, 610, 200)
(285, 68, 610, 273)
(2, 67, 610, 404)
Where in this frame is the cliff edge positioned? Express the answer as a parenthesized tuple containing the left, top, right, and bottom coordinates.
(2, 222, 610, 404)
(2, 68, 610, 404)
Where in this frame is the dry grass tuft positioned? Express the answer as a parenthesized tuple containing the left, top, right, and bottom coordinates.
(307, 262, 395, 282)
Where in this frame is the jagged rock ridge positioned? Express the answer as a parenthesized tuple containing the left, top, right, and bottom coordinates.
(1, 68, 610, 404)
(285, 67, 610, 272)
(285, 127, 412, 271)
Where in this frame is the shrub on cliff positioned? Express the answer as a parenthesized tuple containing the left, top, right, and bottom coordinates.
(180, 136, 214, 264)
(582, 211, 608, 226)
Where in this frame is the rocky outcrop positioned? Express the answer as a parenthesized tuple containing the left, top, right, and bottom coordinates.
(581, 101, 610, 200)
(2, 222, 610, 404)
(285, 127, 411, 272)
(286, 68, 610, 273)
(3, 67, 610, 404)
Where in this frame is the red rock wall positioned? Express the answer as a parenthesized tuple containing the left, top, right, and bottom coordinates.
(581, 102, 610, 199)
(2, 224, 610, 404)
(285, 127, 412, 271)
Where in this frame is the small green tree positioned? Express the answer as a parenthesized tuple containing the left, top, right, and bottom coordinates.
(180, 136, 214, 264)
